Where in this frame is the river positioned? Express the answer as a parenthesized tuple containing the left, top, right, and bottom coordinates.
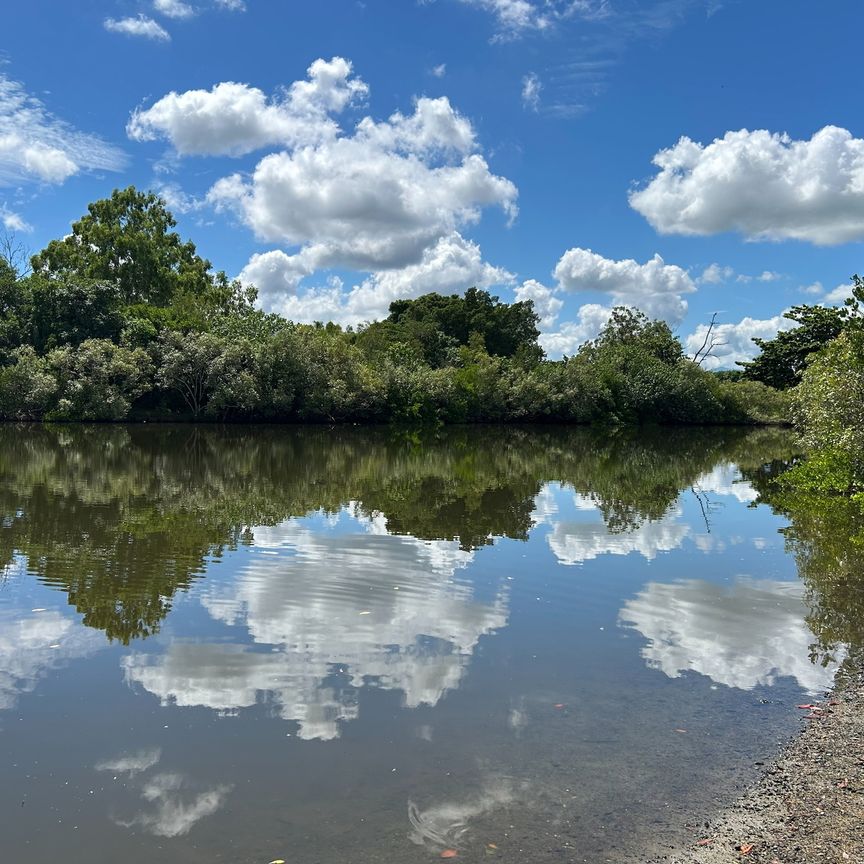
(0, 424, 851, 863)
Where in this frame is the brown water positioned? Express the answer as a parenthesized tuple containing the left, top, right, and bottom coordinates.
(0, 424, 843, 863)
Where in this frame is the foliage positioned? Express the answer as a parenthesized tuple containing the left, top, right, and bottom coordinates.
(0, 191, 801, 426)
(0, 347, 58, 419)
(46, 340, 152, 421)
(377, 287, 542, 364)
(31, 186, 215, 306)
(714, 379, 793, 425)
(292, 325, 386, 421)
(740, 304, 846, 389)
(27, 276, 125, 352)
(786, 330, 864, 492)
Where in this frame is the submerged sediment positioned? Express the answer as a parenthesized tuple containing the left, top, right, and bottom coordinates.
(651, 673, 864, 864)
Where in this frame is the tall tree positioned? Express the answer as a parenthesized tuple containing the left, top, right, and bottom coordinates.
(31, 186, 217, 307)
(739, 304, 845, 390)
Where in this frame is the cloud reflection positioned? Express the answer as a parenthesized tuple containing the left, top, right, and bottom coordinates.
(547, 517, 690, 564)
(96, 748, 231, 837)
(120, 772, 232, 838)
(532, 485, 691, 564)
(0, 607, 101, 710)
(124, 511, 509, 739)
(95, 748, 162, 776)
(619, 577, 836, 693)
(694, 463, 759, 503)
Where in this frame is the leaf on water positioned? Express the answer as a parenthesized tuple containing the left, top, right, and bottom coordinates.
(440, 850, 459, 858)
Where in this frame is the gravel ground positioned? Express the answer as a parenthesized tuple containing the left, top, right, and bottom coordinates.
(649, 673, 864, 864)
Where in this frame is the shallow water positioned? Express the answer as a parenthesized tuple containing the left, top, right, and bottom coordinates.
(0, 424, 842, 862)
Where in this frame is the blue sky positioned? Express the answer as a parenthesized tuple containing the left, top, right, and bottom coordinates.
(2, 0, 863, 363)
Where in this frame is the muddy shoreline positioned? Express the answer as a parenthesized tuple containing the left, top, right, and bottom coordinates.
(648, 672, 864, 864)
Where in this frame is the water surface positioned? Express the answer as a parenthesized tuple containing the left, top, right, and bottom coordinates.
(0, 424, 854, 862)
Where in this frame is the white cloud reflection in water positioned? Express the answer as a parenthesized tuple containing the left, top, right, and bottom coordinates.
(124, 508, 509, 739)
(96, 749, 231, 839)
(117, 772, 232, 838)
(531, 483, 691, 564)
(0, 606, 101, 710)
(693, 462, 760, 504)
(619, 577, 837, 694)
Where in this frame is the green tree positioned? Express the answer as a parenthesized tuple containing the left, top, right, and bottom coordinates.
(740, 304, 845, 389)
(26, 276, 124, 352)
(385, 288, 542, 363)
(47, 339, 152, 421)
(789, 330, 864, 492)
(0, 346, 58, 419)
(0, 256, 24, 361)
(30, 187, 254, 321)
(585, 307, 683, 364)
(292, 326, 385, 421)
(155, 331, 233, 419)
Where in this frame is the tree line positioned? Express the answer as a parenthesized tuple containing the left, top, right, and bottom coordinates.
(0, 185, 852, 427)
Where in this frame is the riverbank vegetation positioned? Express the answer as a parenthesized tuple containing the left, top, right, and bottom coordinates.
(0, 186, 800, 425)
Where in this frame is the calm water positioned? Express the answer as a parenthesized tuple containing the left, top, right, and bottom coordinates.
(0, 425, 849, 862)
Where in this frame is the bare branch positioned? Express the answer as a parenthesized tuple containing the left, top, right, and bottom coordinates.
(0, 228, 31, 277)
(692, 312, 724, 365)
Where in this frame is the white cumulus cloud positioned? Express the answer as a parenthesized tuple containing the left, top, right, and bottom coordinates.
(104, 15, 171, 41)
(513, 280, 562, 329)
(823, 282, 855, 305)
(130, 59, 517, 321)
(129, 57, 368, 156)
(457, 0, 609, 38)
(460, 0, 553, 34)
(1, 206, 31, 232)
(554, 247, 695, 324)
(244, 232, 512, 325)
(208, 106, 514, 274)
(539, 303, 612, 357)
(630, 126, 864, 245)
(697, 263, 734, 285)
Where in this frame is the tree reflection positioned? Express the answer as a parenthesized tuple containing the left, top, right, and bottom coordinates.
(0, 423, 794, 644)
(744, 463, 864, 676)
